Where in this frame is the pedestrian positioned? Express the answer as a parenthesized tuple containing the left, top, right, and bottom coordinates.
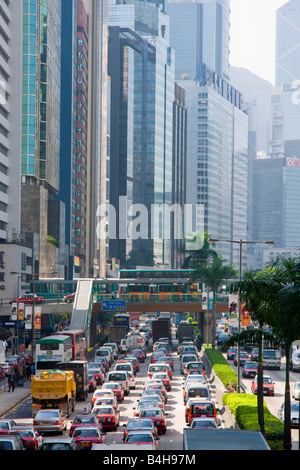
(30, 363, 35, 377)
(8, 371, 15, 392)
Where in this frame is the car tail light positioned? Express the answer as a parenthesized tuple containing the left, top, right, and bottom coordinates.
(33, 420, 37, 426)
(55, 420, 62, 426)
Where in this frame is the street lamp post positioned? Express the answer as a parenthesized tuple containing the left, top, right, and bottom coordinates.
(208, 238, 274, 392)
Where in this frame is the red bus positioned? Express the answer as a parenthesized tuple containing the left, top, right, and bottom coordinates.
(54, 330, 86, 361)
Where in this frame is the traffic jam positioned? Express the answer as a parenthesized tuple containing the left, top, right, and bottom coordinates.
(0, 314, 222, 450)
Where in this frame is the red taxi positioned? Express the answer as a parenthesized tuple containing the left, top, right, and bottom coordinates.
(102, 382, 125, 403)
(124, 431, 159, 450)
(69, 413, 103, 437)
(152, 372, 171, 391)
(186, 400, 217, 427)
(88, 375, 97, 393)
(92, 405, 119, 431)
(131, 349, 146, 363)
(145, 382, 167, 403)
(10, 426, 43, 450)
(73, 426, 106, 449)
(9, 293, 44, 304)
(91, 389, 115, 407)
(251, 376, 275, 396)
(88, 366, 104, 386)
(0, 419, 17, 435)
(137, 407, 167, 435)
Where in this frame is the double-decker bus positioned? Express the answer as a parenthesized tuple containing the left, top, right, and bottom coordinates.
(54, 330, 86, 361)
(35, 335, 73, 374)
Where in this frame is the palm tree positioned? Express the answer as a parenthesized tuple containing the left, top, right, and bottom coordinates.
(192, 255, 237, 348)
(181, 229, 218, 269)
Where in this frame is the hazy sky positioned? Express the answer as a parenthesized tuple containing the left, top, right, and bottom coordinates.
(230, 0, 287, 85)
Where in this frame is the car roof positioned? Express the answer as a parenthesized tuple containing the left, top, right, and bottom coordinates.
(42, 437, 75, 443)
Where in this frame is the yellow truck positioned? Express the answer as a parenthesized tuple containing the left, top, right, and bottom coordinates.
(31, 370, 76, 418)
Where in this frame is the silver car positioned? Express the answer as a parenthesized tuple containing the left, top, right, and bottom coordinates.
(278, 401, 299, 428)
(33, 409, 67, 434)
(293, 382, 300, 400)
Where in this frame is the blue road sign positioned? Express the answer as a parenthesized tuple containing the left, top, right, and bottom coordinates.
(101, 300, 127, 311)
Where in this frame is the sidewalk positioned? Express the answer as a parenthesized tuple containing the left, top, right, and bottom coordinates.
(0, 378, 31, 417)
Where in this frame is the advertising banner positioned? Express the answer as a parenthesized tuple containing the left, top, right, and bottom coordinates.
(25, 306, 32, 330)
(34, 306, 42, 330)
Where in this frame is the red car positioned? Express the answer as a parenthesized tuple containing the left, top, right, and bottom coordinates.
(88, 367, 104, 385)
(73, 426, 106, 449)
(186, 400, 217, 427)
(251, 376, 275, 396)
(251, 348, 259, 361)
(92, 405, 119, 431)
(0, 419, 17, 435)
(10, 426, 43, 450)
(88, 375, 97, 393)
(0, 366, 5, 381)
(102, 382, 125, 403)
(136, 407, 167, 435)
(132, 349, 145, 363)
(124, 431, 158, 450)
(62, 292, 76, 303)
(242, 362, 258, 379)
(152, 372, 171, 391)
(69, 414, 103, 437)
(9, 294, 44, 305)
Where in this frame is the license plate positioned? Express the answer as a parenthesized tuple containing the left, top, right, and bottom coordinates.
(82, 442, 89, 446)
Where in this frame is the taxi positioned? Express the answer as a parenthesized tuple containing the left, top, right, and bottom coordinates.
(73, 426, 106, 449)
(91, 389, 115, 407)
(69, 413, 103, 437)
(102, 382, 125, 403)
(152, 372, 171, 391)
(136, 407, 167, 435)
(92, 405, 119, 431)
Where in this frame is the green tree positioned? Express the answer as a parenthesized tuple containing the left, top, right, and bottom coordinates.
(181, 229, 218, 269)
(191, 254, 237, 348)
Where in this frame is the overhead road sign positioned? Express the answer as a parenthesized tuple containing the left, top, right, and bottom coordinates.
(101, 300, 127, 311)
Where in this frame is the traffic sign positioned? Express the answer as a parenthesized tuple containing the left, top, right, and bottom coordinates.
(101, 300, 127, 311)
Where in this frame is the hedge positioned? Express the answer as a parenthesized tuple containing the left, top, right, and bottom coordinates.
(203, 345, 284, 450)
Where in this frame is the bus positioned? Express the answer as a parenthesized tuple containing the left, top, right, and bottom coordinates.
(113, 314, 130, 329)
(35, 335, 73, 374)
(54, 330, 86, 361)
(119, 268, 194, 280)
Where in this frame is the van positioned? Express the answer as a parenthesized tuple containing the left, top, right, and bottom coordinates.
(262, 349, 281, 370)
(107, 370, 130, 395)
(185, 384, 210, 405)
(186, 400, 217, 427)
(95, 348, 112, 365)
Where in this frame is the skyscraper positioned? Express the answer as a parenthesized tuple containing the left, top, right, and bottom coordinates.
(108, 0, 175, 266)
(168, 0, 230, 81)
(20, 0, 68, 279)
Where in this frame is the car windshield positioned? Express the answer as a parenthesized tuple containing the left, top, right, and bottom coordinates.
(128, 420, 152, 430)
(36, 411, 59, 419)
(192, 421, 216, 429)
(73, 429, 99, 437)
(73, 417, 96, 424)
(109, 373, 126, 381)
(291, 403, 299, 412)
(14, 430, 34, 437)
(42, 443, 72, 450)
(263, 377, 272, 384)
(0, 423, 9, 429)
(188, 388, 208, 398)
(126, 433, 153, 443)
(244, 362, 257, 368)
(192, 404, 214, 413)
(104, 383, 120, 389)
(0, 441, 13, 450)
(263, 350, 280, 358)
(96, 407, 113, 414)
(140, 410, 161, 417)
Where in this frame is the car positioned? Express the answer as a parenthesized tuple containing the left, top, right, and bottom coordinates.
(233, 351, 249, 366)
(158, 355, 174, 371)
(33, 409, 67, 434)
(88, 366, 104, 385)
(145, 382, 168, 403)
(9, 293, 44, 305)
(250, 348, 259, 361)
(62, 292, 75, 303)
(180, 354, 198, 374)
(94, 396, 119, 414)
(114, 361, 134, 376)
(69, 413, 103, 437)
(124, 355, 140, 374)
(278, 401, 299, 428)
(190, 417, 218, 429)
(184, 360, 205, 376)
(0, 366, 5, 381)
(127, 370, 136, 390)
(93, 357, 109, 372)
(290, 351, 300, 372)
(122, 418, 158, 441)
(106, 370, 130, 396)
(180, 345, 199, 357)
(131, 349, 145, 363)
(95, 348, 113, 366)
(217, 333, 230, 347)
(124, 431, 159, 450)
(0, 362, 11, 376)
(10, 426, 43, 450)
(184, 383, 211, 405)
(186, 400, 217, 427)
(40, 437, 80, 450)
(136, 394, 165, 414)
(88, 374, 97, 393)
(0, 419, 17, 435)
(242, 361, 258, 378)
(136, 407, 167, 435)
(101, 382, 125, 403)
(148, 363, 171, 379)
(227, 347, 238, 361)
(152, 372, 171, 391)
(73, 426, 106, 449)
(251, 376, 275, 396)
(91, 388, 115, 406)
(92, 405, 119, 431)
(292, 382, 300, 400)
(0, 435, 26, 450)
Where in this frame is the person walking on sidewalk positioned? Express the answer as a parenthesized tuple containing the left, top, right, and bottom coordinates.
(8, 371, 15, 392)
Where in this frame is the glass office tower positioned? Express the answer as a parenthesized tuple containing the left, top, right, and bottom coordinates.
(108, 0, 175, 266)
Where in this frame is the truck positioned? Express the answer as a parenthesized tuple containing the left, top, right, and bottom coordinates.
(152, 318, 171, 344)
(109, 326, 128, 345)
(56, 361, 89, 401)
(183, 429, 270, 450)
(177, 322, 195, 344)
(262, 349, 281, 370)
(126, 333, 146, 351)
(31, 369, 76, 418)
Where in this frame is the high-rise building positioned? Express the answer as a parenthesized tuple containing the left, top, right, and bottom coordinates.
(168, 0, 230, 82)
(178, 65, 248, 267)
(86, 0, 109, 278)
(108, 0, 175, 266)
(20, 0, 68, 279)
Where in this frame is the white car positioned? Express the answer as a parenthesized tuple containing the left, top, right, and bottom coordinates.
(292, 382, 300, 400)
(291, 352, 300, 372)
